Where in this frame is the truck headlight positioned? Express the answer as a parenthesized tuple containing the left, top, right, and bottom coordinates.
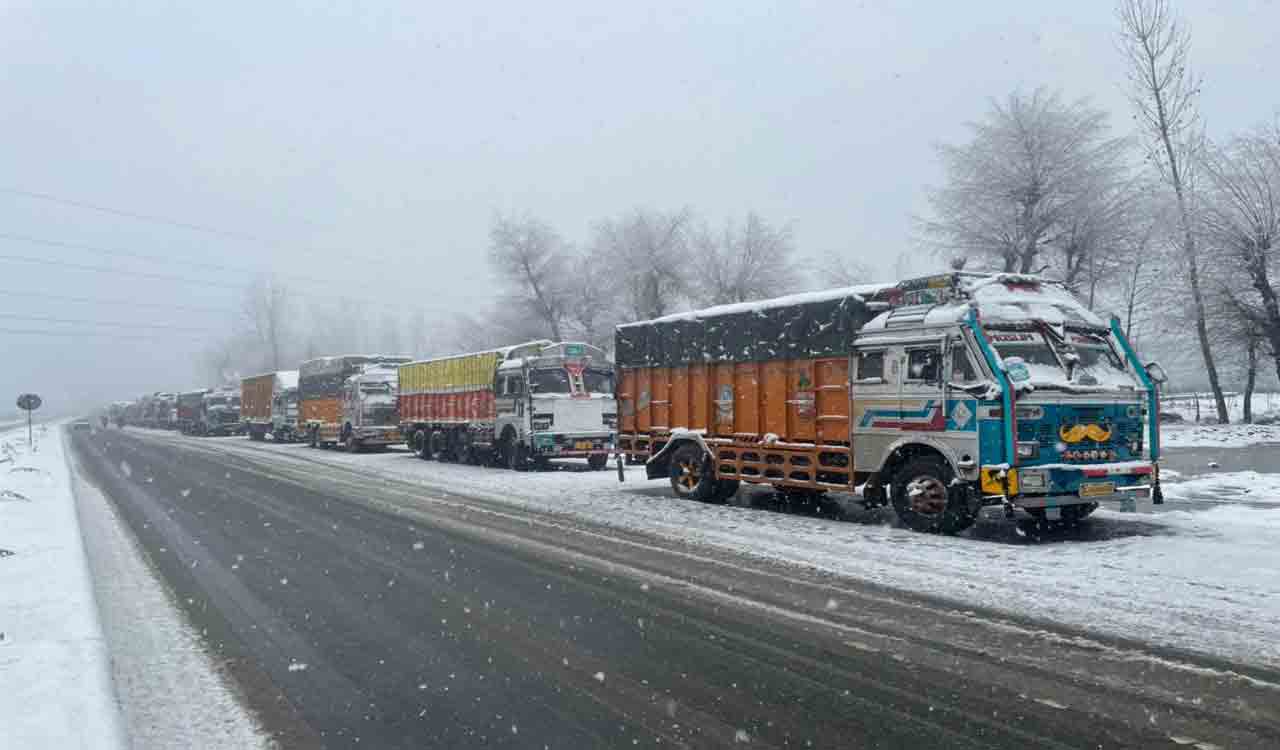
(532, 414, 553, 431)
(1015, 441, 1039, 459)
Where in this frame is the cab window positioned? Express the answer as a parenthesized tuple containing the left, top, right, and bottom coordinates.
(856, 351, 885, 381)
(905, 347, 941, 383)
(950, 346, 978, 382)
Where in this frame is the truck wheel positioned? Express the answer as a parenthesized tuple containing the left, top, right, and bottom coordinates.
(309, 428, 319, 448)
(668, 443, 719, 502)
(889, 456, 975, 534)
(412, 430, 429, 460)
(345, 434, 361, 453)
(506, 441, 528, 471)
(587, 454, 608, 471)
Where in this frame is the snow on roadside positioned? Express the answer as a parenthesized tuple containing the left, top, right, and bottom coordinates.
(190, 435, 1280, 669)
(0, 425, 126, 750)
(69, 445, 271, 750)
(1162, 471, 1280, 505)
(1161, 422, 1280, 448)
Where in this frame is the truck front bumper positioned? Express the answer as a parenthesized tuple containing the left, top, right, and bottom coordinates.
(355, 427, 401, 445)
(978, 463, 1158, 509)
(531, 433, 614, 457)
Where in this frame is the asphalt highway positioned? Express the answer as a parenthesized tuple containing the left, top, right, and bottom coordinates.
(69, 428, 1280, 749)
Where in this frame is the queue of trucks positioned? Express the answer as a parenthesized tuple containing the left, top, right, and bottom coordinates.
(99, 272, 1167, 535)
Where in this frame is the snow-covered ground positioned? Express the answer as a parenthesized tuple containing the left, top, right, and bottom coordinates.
(1162, 391, 1280, 423)
(1161, 422, 1280, 448)
(69, 446, 270, 750)
(184, 434, 1280, 670)
(0, 424, 125, 749)
(0, 424, 269, 750)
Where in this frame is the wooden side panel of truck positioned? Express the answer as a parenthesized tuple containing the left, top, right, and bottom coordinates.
(241, 374, 275, 422)
(398, 351, 501, 424)
(619, 358, 851, 489)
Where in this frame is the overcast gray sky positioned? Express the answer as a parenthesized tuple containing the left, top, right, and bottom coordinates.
(2, 0, 1277, 413)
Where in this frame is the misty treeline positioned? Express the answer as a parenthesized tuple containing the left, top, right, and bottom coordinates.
(197, 207, 847, 387)
(199, 0, 1277, 424)
(920, 0, 1280, 423)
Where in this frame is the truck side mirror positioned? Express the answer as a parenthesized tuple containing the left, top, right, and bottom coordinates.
(1144, 362, 1168, 385)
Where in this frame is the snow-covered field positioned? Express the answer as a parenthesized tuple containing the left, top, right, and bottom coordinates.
(1162, 391, 1280, 424)
(187, 434, 1280, 670)
(0, 424, 125, 749)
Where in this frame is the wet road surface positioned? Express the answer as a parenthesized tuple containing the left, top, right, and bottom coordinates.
(69, 429, 1280, 749)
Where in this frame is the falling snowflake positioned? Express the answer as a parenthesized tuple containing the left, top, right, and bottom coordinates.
(181, 489, 191, 498)
(735, 729, 750, 743)
(825, 599, 840, 611)
(280, 577, 289, 585)
(412, 541, 425, 551)
(288, 662, 308, 672)
(593, 672, 605, 683)
(120, 461, 132, 477)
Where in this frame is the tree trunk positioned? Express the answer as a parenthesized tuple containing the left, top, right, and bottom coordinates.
(1243, 334, 1258, 424)
(1247, 257, 1280, 385)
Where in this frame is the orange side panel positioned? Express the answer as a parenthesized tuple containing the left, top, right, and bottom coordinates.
(733, 362, 759, 437)
(619, 369, 637, 433)
(762, 361, 788, 438)
(670, 366, 689, 430)
(713, 364, 734, 437)
(650, 367, 670, 432)
(689, 364, 709, 432)
(636, 369, 652, 433)
(815, 357, 850, 444)
(301, 397, 340, 426)
(788, 360, 817, 442)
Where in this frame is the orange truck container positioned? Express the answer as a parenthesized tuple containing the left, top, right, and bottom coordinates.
(616, 289, 875, 501)
(240, 373, 275, 435)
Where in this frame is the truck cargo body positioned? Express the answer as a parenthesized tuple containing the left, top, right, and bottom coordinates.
(176, 390, 207, 434)
(241, 370, 300, 441)
(299, 355, 410, 447)
(399, 341, 616, 469)
(618, 273, 1165, 534)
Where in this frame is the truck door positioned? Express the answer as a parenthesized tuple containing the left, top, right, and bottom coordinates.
(899, 342, 945, 432)
(850, 346, 899, 471)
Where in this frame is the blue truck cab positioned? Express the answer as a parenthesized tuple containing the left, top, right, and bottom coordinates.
(853, 272, 1165, 532)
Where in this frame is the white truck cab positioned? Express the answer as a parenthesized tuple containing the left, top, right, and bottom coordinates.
(495, 342, 616, 470)
(339, 365, 401, 452)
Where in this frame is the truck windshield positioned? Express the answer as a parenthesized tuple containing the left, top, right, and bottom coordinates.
(983, 329, 1067, 387)
(529, 368, 572, 394)
(1065, 333, 1138, 387)
(583, 369, 614, 395)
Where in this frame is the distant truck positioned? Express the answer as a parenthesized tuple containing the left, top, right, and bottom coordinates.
(241, 370, 300, 442)
(398, 341, 616, 470)
(299, 355, 411, 449)
(616, 273, 1166, 534)
(338, 364, 402, 452)
(176, 389, 208, 434)
(192, 388, 242, 436)
(108, 401, 130, 428)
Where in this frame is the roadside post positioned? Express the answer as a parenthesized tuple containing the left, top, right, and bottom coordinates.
(16, 393, 42, 450)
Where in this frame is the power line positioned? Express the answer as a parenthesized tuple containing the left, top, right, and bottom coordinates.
(0, 186, 269, 243)
(0, 232, 461, 314)
(0, 288, 234, 315)
(0, 326, 202, 341)
(0, 312, 214, 332)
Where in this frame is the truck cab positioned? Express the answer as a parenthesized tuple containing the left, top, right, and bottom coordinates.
(497, 342, 615, 469)
(855, 273, 1164, 532)
(273, 386, 300, 441)
(199, 389, 242, 436)
(339, 366, 401, 452)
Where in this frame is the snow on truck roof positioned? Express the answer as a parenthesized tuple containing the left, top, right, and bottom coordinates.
(399, 340, 553, 369)
(616, 283, 895, 329)
(861, 273, 1109, 332)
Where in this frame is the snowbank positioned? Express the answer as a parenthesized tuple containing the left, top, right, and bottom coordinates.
(0, 425, 125, 750)
(183, 434, 1280, 668)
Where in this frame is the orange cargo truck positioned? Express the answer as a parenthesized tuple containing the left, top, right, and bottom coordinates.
(616, 274, 1167, 535)
(616, 288, 875, 503)
(299, 354, 410, 448)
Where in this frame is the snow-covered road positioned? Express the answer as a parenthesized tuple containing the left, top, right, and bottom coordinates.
(142, 429, 1280, 671)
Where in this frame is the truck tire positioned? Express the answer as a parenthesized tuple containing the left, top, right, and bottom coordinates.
(506, 440, 528, 471)
(413, 430, 431, 460)
(668, 443, 720, 502)
(587, 454, 608, 471)
(889, 455, 975, 534)
(309, 427, 319, 448)
(345, 434, 361, 453)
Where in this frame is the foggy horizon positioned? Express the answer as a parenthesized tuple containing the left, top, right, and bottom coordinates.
(4, 0, 1278, 416)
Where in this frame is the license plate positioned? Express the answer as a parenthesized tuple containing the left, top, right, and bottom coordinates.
(1079, 482, 1116, 498)
(575, 441, 594, 451)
